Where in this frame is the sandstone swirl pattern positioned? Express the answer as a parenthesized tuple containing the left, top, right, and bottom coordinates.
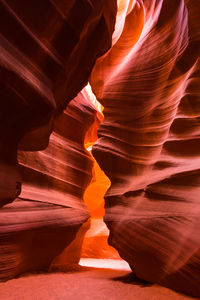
(0, 92, 101, 280)
(0, 0, 116, 206)
(0, 0, 200, 297)
(90, 0, 200, 297)
(0, 1, 116, 280)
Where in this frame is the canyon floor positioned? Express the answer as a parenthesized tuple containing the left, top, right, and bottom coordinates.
(0, 259, 199, 300)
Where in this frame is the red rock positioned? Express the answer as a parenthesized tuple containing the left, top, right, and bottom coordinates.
(90, 0, 200, 297)
(0, 0, 200, 297)
(0, 91, 103, 280)
(0, 199, 83, 281)
(0, 0, 117, 206)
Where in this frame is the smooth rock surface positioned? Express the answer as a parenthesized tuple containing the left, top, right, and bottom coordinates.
(0, 0, 200, 298)
(0, 0, 117, 206)
(90, 0, 200, 297)
(0, 92, 101, 280)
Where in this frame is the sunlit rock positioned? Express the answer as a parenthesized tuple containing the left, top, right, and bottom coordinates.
(90, 0, 200, 297)
(0, 0, 200, 298)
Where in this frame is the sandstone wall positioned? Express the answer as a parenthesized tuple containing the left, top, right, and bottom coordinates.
(90, 0, 200, 297)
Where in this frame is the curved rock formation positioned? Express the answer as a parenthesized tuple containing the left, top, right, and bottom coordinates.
(90, 0, 200, 297)
(0, 91, 102, 280)
(0, 0, 117, 281)
(1, 0, 200, 297)
(0, 0, 117, 206)
(18, 92, 98, 209)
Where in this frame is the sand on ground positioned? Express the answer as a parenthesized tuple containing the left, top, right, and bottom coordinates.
(0, 259, 199, 300)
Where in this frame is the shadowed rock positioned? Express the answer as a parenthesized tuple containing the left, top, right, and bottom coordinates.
(0, 0, 117, 206)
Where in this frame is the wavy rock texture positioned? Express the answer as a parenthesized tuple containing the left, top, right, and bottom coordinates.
(82, 157, 121, 259)
(0, 0, 117, 281)
(0, 0, 117, 206)
(18, 92, 99, 209)
(1, 0, 200, 297)
(0, 92, 102, 280)
(90, 0, 200, 297)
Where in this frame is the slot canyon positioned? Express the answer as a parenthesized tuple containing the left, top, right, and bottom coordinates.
(0, 0, 200, 299)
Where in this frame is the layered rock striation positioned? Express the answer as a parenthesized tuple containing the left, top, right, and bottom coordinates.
(0, 0, 117, 206)
(0, 0, 200, 297)
(0, 91, 102, 280)
(90, 0, 200, 297)
(0, 0, 117, 280)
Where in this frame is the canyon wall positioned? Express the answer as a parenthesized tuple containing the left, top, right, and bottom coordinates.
(0, 0, 117, 206)
(0, 91, 102, 280)
(90, 0, 200, 297)
(0, 0, 200, 298)
(0, 0, 117, 280)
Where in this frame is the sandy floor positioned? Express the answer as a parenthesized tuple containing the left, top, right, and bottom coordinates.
(0, 259, 199, 300)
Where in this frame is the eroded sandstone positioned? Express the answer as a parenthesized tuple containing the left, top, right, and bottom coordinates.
(90, 0, 200, 297)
